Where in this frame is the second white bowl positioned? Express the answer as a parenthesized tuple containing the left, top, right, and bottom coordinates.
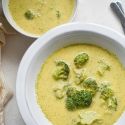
(2, 0, 78, 38)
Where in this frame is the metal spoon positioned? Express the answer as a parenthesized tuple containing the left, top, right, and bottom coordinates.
(116, 1, 124, 13)
(110, 1, 125, 34)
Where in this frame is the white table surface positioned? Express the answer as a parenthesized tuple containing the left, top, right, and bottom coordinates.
(1, 0, 125, 125)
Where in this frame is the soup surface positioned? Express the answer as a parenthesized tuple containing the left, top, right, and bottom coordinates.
(9, 0, 75, 35)
(36, 44, 125, 125)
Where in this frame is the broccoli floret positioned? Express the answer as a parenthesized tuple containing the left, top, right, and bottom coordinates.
(54, 89, 65, 99)
(73, 111, 102, 125)
(97, 60, 111, 76)
(74, 90, 92, 107)
(66, 89, 92, 110)
(74, 70, 87, 85)
(83, 78, 98, 96)
(53, 84, 71, 99)
(99, 83, 118, 111)
(99, 84, 113, 100)
(98, 60, 110, 70)
(107, 97, 117, 111)
(24, 10, 35, 20)
(53, 60, 70, 80)
(74, 53, 89, 68)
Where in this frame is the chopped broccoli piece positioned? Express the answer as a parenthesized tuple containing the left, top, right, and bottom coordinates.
(74, 53, 89, 68)
(74, 70, 87, 85)
(107, 97, 117, 111)
(53, 84, 70, 99)
(78, 111, 102, 125)
(99, 83, 113, 100)
(53, 60, 70, 80)
(54, 89, 65, 99)
(98, 60, 111, 70)
(72, 90, 92, 108)
(24, 10, 35, 20)
(83, 78, 98, 96)
(56, 10, 61, 19)
(101, 87, 113, 100)
(66, 89, 93, 110)
(97, 60, 111, 76)
(99, 83, 118, 111)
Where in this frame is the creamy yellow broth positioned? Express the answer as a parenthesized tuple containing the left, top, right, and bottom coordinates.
(9, 0, 75, 35)
(36, 44, 125, 125)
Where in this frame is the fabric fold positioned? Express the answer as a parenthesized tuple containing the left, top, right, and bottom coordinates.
(0, 12, 14, 124)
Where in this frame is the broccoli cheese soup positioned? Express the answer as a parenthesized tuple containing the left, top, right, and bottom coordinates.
(9, 0, 75, 35)
(36, 44, 125, 125)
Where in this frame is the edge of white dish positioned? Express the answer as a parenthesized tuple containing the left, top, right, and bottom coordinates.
(16, 23, 125, 125)
(2, 0, 78, 38)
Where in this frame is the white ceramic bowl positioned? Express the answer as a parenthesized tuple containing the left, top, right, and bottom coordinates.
(16, 23, 125, 125)
(2, 0, 78, 38)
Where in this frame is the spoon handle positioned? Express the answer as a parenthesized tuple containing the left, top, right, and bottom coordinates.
(116, 1, 124, 14)
(110, 2, 125, 34)
(110, 2, 125, 20)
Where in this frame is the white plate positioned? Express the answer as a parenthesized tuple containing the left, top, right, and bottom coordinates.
(2, 0, 78, 38)
(16, 23, 125, 125)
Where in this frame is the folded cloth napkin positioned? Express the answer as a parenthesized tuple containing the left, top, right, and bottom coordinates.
(0, 11, 15, 125)
(0, 35, 13, 125)
(0, 67, 13, 125)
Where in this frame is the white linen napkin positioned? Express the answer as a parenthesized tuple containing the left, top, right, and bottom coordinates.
(0, 11, 16, 124)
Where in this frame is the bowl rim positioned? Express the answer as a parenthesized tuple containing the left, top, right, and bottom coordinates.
(16, 23, 125, 125)
(2, 0, 78, 38)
